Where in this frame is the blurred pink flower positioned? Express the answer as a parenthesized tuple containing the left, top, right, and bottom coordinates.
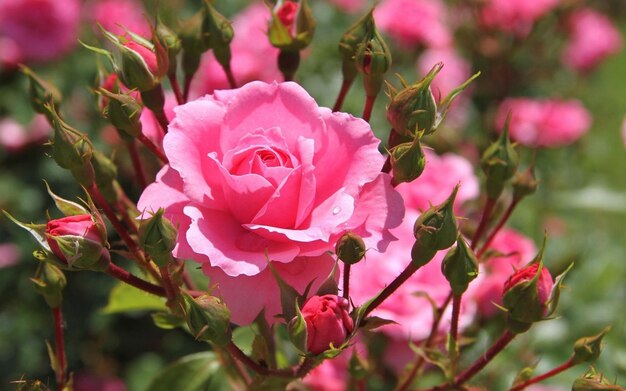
(303, 343, 366, 391)
(0, 115, 50, 153)
(139, 91, 177, 148)
(417, 48, 472, 99)
(138, 81, 403, 325)
(349, 150, 479, 342)
(562, 8, 622, 73)
(480, 0, 559, 36)
(74, 373, 126, 391)
(327, 0, 366, 13)
(192, 2, 281, 96)
(89, 0, 151, 38)
(496, 98, 592, 147)
(0, 243, 21, 268)
(468, 228, 536, 316)
(375, 0, 452, 49)
(0, 0, 80, 65)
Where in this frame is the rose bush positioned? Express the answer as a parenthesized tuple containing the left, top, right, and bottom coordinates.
(138, 81, 404, 325)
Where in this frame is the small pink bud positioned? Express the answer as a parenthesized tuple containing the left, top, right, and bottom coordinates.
(277, 1, 298, 30)
(45, 215, 109, 270)
(502, 262, 554, 331)
(503, 263, 553, 307)
(301, 294, 354, 354)
(123, 40, 159, 75)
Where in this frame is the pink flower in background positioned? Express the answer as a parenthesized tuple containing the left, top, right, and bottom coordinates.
(0, 243, 21, 268)
(350, 151, 478, 342)
(496, 98, 592, 147)
(304, 343, 366, 391)
(300, 295, 354, 354)
(327, 0, 366, 13)
(562, 9, 622, 73)
(0, 115, 50, 153)
(375, 0, 452, 49)
(469, 228, 536, 316)
(417, 48, 472, 99)
(139, 92, 177, 148)
(0, 0, 80, 65)
(480, 0, 559, 36)
(89, 0, 151, 38)
(138, 81, 403, 325)
(192, 3, 281, 97)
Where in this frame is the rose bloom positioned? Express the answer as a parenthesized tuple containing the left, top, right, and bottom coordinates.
(496, 98, 592, 147)
(480, 0, 559, 36)
(138, 81, 404, 325)
(0, 0, 80, 65)
(468, 228, 536, 317)
(375, 0, 452, 49)
(191, 3, 282, 97)
(562, 8, 622, 73)
(88, 0, 151, 38)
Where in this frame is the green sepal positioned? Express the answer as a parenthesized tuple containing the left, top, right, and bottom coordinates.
(44, 181, 88, 216)
(359, 316, 397, 331)
(573, 326, 611, 364)
(435, 71, 480, 131)
(20, 66, 63, 115)
(152, 311, 185, 330)
(3, 210, 49, 251)
(413, 184, 459, 251)
(201, 0, 234, 68)
(441, 237, 479, 296)
(268, 261, 303, 322)
(316, 260, 339, 296)
(389, 133, 426, 184)
(138, 208, 177, 267)
(31, 262, 66, 308)
(287, 298, 308, 354)
(480, 118, 519, 200)
(181, 293, 232, 346)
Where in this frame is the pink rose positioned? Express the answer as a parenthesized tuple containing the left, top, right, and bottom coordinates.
(139, 91, 177, 149)
(496, 98, 592, 147)
(417, 48, 472, 99)
(375, 0, 452, 49)
(469, 228, 536, 316)
(191, 3, 281, 97)
(46, 215, 104, 264)
(327, 0, 366, 14)
(480, 0, 559, 36)
(300, 294, 354, 354)
(89, 0, 151, 38)
(0, 0, 80, 65)
(0, 115, 50, 153)
(138, 81, 404, 325)
(0, 243, 21, 269)
(562, 9, 622, 73)
(349, 151, 478, 342)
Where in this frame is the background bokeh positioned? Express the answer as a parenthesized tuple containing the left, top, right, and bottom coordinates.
(0, 0, 625, 389)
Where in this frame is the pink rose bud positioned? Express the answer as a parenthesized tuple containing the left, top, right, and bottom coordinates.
(277, 1, 298, 30)
(301, 295, 354, 354)
(46, 215, 109, 270)
(123, 40, 159, 75)
(502, 262, 554, 331)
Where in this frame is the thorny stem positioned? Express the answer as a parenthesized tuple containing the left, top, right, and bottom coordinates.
(333, 78, 354, 112)
(52, 306, 67, 391)
(471, 197, 497, 250)
(169, 74, 185, 105)
(362, 261, 419, 318)
(137, 133, 168, 163)
(126, 140, 147, 190)
(450, 294, 462, 349)
(477, 199, 520, 259)
(509, 357, 576, 391)
(159, 264, 179, 305)
(362, 95, 376, 122)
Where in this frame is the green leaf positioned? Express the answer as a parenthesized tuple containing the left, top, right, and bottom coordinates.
(268, 262, 301, 322)
(359, 316, 397, 331)
(101, 282, 167, 314)
(145, 352, 229, 391)
(151, 312, 184, 330)
(412, 347, 451, 379)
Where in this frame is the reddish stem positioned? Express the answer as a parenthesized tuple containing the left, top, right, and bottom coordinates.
(362, 262, 419, 318)
(477, 199, 519, 258)
(183, 74, 193, 102)
(509, 357, 575, 391)
(169, 74, 185, 105)
(450, 294, 462, 346)
(227, 341, 295, 378)
(362, 95, 376, 123)
(223, 64, 237, 89)
(106, 263, 166, 296)
(471, 197, 496, 250)
(115, 200, 138, 235)
(343, 263, 351, 300)
(126, 140, 147, 190)
(137, 133, 168, 164)
(454, 329, 516, 386)
(160, 264, 179, 305)
(52, 307, 67, 391)
(153, 109, 170, 135)
(333, 78, 354, 112)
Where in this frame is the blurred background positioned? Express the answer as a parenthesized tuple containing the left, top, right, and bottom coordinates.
(0, 0, 625, 389)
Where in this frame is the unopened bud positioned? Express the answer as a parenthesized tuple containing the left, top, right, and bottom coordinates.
(387, 65, 441, 136)
(98, 88, 143, 139)
(572, 368, 624, 391)
(182, 293, 231, 346)
(21, 66, 62, 115)
(442, 237, 479, 295)
(355, 29, 391, 97)
(31, 263, 67, 308)
(512, 164, 538, 202)
(269, 0, 316, 51)
(413, 185, 459, 251)
(180, 11, 210, 80)
(156, 21, 181, 76)
(481, 118, 519, 200)
(91, 150, 119, 203)
(338, 9, 375, 82)
(573, 327, 611, 364)
(139, 209, 177, 267)
(335, 231, 366, 265)
(389, 135, 426, 184)
(201, 0, 234, 69)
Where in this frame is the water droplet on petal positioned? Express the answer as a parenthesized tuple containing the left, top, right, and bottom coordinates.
(332, 206, 341, 215)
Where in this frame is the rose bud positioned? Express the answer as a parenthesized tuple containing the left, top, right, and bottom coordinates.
(300, 295, 354, 354)
(573, 327, 610, 364)
(156, 21, 181, 77)
(20, 66, 62, 115)
(572, 368, 623, 391)
(481, 119, 519, 200)
(355, 28, 391, 98)
(98, 87, 143, 139)
(512, 164, 538, 202)
(389, 135, 426, 185)
(413, 184, 459, 251)
(201, 0, 234, 70)
(502, 261, 553, 333)
(138, 209, 177, 267)
(182, 293, 232, 346)
(386, 64, 440, 137)
(31, 262, 66, 309)
(335, 231, 366, 265)
(338, 9, 375, 83)
(442, 237, 479, 296)
(45, 214, 110, 271)
(269, 0, 316, 51)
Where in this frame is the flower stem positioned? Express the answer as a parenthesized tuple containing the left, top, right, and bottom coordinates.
(333, 78, 354, 112)
(454, 329, 516, 386)
(343, 263, 351, 300)
(450, 294, 462, 346)
(106, 263, 166, 296)
(362, 261, 419, 318)
(471, 197, 497, 250)
(137, 133, 168, 164)
(169, 74, 185, 105)
(362, 95, 377, 122)
(183, 74, 193, 102)
(126, 140, 147, 190)
(52, 306, 67, 391)
(477, 199, 519, 259)
(222, 64, 237, 89)
(509, 357, 576, 391)
(227, 341, 295, 378)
